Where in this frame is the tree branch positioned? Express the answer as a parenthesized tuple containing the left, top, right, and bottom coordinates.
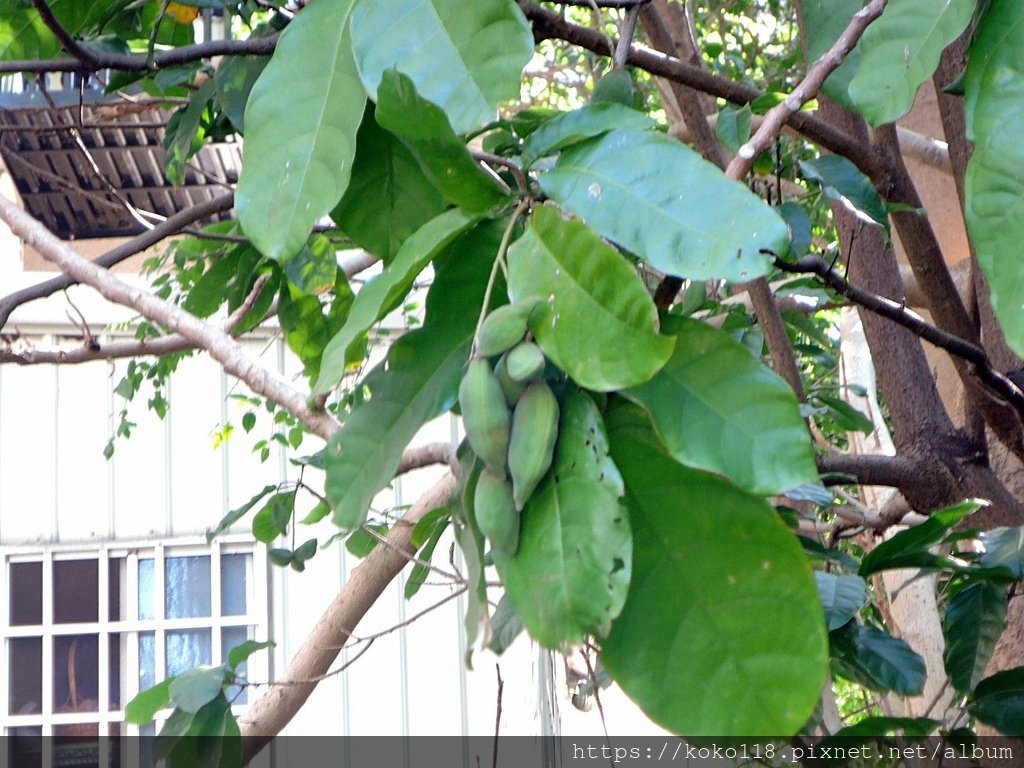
(0, 193, 342, 440)
(0, 35, 278, 74)
(238, 472, 459, 763)
(30, 0, 99, 68)
(0, 192, 235, 330)
(817, 452, 921, 489)
(776, 254, 1024, 418)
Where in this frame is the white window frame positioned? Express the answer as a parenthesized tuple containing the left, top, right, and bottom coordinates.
(0, 536, 269, 737)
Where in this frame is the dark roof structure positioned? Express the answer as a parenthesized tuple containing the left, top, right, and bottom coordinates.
(0, 97, 240, 241)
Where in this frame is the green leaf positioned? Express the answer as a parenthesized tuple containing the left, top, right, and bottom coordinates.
(300, 500, 331, 525)
(251, 491, 294, 543)
(944, 581, 1007, 693)
(963, 6, 1024, 357)
(848, 0, 976, 126)
(226, 640, 274, 672)
(325, 223, 500, 529)
(801, 0, 864, 109)
(507, 207, 674, 391)
(859, 499, 983, 575)
(488, 593, 526, 655)
(779, 202, 814, 258)
(540, 130, 786, 282)
(235, 0, 366, 263)
(521, 103, 656, 169)
(623, 316, 817, 495)
(169, 666, 227, 714)
(215, 52, 270, 133)
(207, 484, 276, 542)
(969, 667, 1024, 735)
(814, 393, 877, 434)
(331, 107, 447, 262)
(154, 707, 195, 762)
(278, 268, 354, 382)
(831, 623, 927, 695)
(816, 572, 866, 631)
(345, 524, 388, 558)
(828, 715, 939, 737)
(405, 515, 450, 599)
(125, 678, 174, 724)
(375, 70, 506, 211)
(313, 208, 481, 396)
(979, 525, 1024, 577)
(601, 403, 827, 736)
(284, 235, 339, 296)
(268, 548, 293, 567)
(494, 387, 631, 648)
(350, 0, 533, 134)
(164, 79, 215, 186)
(455, 451, 491, 666)
(714, 105, 752, 153)
(800, 156, 889, 231)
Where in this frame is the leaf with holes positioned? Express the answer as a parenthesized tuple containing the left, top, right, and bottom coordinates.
(494, 387, 631, 648)
(540, 130, 785, 282)
(601, 403, 827, 736)
(848, 0, 976, 125)
(236, 0, 365, 263)
(350, 0, 533, 134)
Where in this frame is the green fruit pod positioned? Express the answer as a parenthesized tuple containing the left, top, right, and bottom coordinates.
(508, 381, 560, 511)
(474, 468, 520, 555)
(458, 358, 511, 476)
(494, 352, 528, 406)
(476, 299, 543, 357)
(505, 341, 546, 382)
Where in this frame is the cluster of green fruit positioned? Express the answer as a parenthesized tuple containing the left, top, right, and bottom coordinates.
(459, 299, 560, 556)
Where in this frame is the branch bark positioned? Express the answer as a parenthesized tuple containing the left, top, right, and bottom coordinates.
(238, 472, 459, 762)
(0, 193, 342, 440)
(0, 192, 235, 330)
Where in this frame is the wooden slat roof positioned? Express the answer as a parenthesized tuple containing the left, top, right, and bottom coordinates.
(0, 103, 239, 240)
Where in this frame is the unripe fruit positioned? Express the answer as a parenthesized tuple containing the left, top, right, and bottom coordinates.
(474, 469, 519, 555)
(458, 358, 511, 476)
(508, 381, 560, 511)
(494, 352, 528, 406)
(506, 341, 546, 382)
(476, 299, 543, 357)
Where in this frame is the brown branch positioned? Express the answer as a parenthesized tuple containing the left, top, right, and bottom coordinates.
(0, 193, 342, 440)
(30, 0, 99, 68)
(239, 473, 459, 763)
(0, 35, 278, 74)
(518, 0, 890, 182)
(817, 452, 922, 489)
(726, 0, 887, 179)
(0, 193, 234, 330)
(395, 442, 458, 476)
(777, 254, 1024, 418)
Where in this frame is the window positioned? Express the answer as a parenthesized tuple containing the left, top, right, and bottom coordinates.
(1, 541, 268, 740)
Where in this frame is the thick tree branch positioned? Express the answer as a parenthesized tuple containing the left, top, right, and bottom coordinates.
(238, 472, 459, 762)
(0, 193, 342, 440)
(0, 193, 235, 330)
(817, 452, 922, 489)
(30, 0, 99, 69)
(726, 0, 886, 179)
(777, 254, 1024, 419)
(518, 0, 890, 182)
(0, 36, 277, 74)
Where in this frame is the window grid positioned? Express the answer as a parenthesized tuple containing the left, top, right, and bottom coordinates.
(1, 539, 267, 736)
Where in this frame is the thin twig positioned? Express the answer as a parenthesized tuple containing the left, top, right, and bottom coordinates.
(492, 664, 504, 768)
(613, 4, 643, 70)
(359, 521, 463, 584)
(776, 254, 1024, 417)
(472, 151, 529, 196)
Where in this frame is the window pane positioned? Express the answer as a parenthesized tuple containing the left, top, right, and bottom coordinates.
(109, 633, 123, 712)
(139, 631, 156, 692)
(54, 634, 99, 714)
(222, 626, 252, 704)
(221, 554, 251, 616)
(165, 556, 211, 619)
(9, 637, 42, 715)
(54, 559, 98, 624)
(109, 557, 124, 622)
(138, 559, 155, 621)
(9, 561, 42, 626)
(8, 727, 42, 768)
(166, 629, 212, 677)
